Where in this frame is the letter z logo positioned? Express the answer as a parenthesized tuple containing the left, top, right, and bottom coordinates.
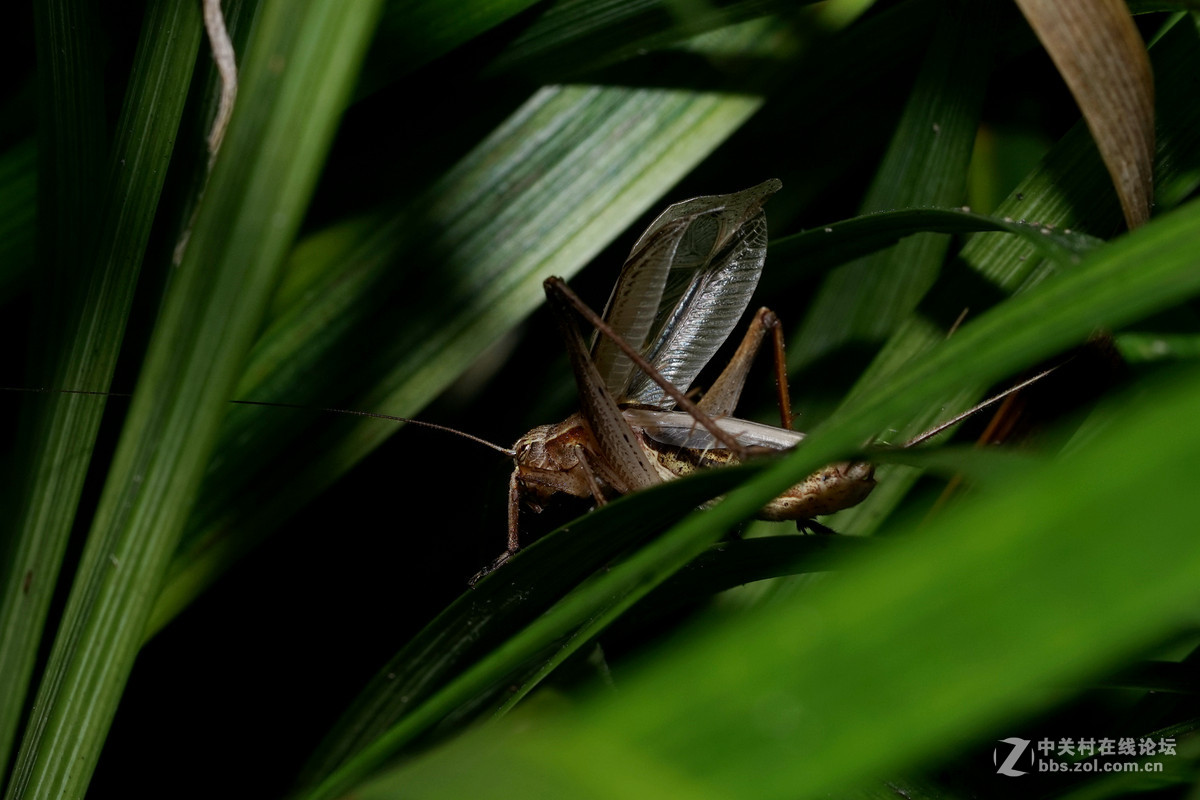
(994, 737, 1033, 776)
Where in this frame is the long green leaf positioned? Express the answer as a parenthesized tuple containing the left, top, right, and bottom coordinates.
(772, 206, 1102, 272)
(2, 2, 383, 798)
(1, 0, 120, 778)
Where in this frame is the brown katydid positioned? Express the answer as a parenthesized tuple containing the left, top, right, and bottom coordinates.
(477, 179, 878, 579)
(476, 179, 1056, 581)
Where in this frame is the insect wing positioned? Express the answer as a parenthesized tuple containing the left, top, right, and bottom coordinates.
(623, 408, 804, 452)
(545, 280, 661, 492)
(594, 179, 782, 409)
(588, 216, 692, 402)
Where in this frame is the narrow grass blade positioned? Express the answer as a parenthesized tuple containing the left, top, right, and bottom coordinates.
(773, 207, 1102, 274)
(2, 2, 384, 798)
(0, 0, 107, 779)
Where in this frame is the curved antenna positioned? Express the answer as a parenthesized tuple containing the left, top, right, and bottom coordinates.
(228, 399, 516, 456)
(902, 365, 1060, 448)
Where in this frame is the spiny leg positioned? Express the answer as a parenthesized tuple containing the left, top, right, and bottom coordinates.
(698, 306, 795, 431)
(469, 469, 525, 585)
(768, 309, 794, 431)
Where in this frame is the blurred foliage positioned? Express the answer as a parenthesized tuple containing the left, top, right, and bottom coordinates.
(2, 2, 1200, 799)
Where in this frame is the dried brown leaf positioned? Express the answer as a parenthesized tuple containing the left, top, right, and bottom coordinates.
(1014, 0, 1155, 228)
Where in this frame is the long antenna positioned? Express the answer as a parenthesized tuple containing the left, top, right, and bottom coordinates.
(2, 387, 517, 457)
(902, 365, 1060, 448)
(229, 399, 516, 456)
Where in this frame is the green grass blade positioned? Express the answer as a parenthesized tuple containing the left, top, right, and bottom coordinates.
(1, 2, 383, 798)
(0, 0, 202, 779)
(773, 207, 1102, 273)
(0, 0, 107, 779)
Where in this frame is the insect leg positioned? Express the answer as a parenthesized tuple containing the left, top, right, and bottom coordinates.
(545, 277, 749, 457)
(505, 467, 522, 554)
(768, 311, 794, 431)
(573, 445, 609, 508)
(469, 470, 524, 585)
(697, 307, 794, 430)
(545, 278, 660, 492)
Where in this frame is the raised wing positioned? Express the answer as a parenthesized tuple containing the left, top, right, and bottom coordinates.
(590, 178, 782, 408)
